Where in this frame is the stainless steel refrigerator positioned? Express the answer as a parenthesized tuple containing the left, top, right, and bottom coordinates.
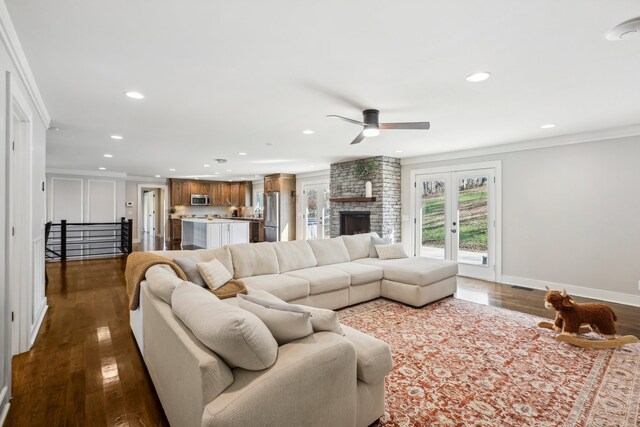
(264, 192, 280, 242)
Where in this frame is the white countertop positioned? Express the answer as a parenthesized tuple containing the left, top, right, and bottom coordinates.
(181, 218, 248, 223)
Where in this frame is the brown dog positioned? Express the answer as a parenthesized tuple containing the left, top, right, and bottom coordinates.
(544, 286, 617, 339)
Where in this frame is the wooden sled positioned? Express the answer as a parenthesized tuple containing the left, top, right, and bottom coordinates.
(538, 321, 639, 349)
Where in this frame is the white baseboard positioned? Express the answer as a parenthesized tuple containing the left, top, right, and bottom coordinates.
(501, 275, 640, 308)
(29, 300, 48, 349)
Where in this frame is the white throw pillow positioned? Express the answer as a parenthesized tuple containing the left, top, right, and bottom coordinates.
(370, 236, 392, 258)
(145, 265, 184, 305)
(247, 289, 344, 335)
(197, 258, 232, 290)
(172, 282, 278, 370)
(375, 243, 409, 260)
(238, 294, 313, 345)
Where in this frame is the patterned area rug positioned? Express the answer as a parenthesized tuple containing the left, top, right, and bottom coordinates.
(338, 298, 640, 427)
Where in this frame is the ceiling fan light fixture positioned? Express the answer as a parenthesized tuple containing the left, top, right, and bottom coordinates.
(363, 126, 380, 137)
(607, 17, 640, 41)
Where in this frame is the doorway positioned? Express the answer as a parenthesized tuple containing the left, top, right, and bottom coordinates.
(413, 162, 501, 281)
(142, 190, 156, 235)
(302, 182, 330, 240)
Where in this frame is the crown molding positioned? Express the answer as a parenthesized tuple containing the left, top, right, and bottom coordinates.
(47, 168, 128, 179)
(0, 2, 50, 126)
(401, 124, 640, 165)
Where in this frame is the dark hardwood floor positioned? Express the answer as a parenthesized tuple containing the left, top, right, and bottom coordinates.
(5, 239, 640, 425)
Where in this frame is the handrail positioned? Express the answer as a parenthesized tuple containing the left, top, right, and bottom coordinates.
(46, 217, 133, 261)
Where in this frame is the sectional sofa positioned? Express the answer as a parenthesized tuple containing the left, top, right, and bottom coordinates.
(130, 232, 458, 427)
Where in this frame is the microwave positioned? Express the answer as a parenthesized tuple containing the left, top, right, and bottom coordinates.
(191, 194, 210, 206)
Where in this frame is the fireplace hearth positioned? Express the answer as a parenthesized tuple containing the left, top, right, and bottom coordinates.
(340, 211, 371, 235)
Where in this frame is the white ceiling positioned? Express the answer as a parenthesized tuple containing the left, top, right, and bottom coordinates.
(6, 0, 640, 180)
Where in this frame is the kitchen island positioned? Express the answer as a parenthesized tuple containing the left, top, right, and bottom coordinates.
(181, 218, 250, 249)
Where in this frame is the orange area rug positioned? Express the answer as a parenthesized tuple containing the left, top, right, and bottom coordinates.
(339, 298, 640, 426)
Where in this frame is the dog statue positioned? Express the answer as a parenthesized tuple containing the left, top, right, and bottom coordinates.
(543, 286, 617, 339)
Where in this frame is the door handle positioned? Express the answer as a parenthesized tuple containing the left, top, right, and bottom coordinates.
(451, 229, 457, 233)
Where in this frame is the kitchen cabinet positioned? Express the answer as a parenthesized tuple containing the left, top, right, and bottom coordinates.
(170, 179, 190, 206)
(171, 178, 252, 207)
(264, 175, 278, 192)
(170, 218, 182, 241)
(229, 183, 240, 206)
(209, 183, 222, 206)
(190, 181, 209, 195)
(181, 219, 249, 248)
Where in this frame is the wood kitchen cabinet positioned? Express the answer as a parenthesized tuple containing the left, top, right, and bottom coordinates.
(170, 219, 182, 241)
(171, 178, 253, 207)
(170, 179, 191, 206)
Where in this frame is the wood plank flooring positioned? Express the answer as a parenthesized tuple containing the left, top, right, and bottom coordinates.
(5, 241, 640, 425)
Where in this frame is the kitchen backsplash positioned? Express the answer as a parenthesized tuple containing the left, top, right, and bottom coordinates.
(171, 205, 257, 218)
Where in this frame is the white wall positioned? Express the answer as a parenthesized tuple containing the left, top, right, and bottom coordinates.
(1, 2, 49, 419)
(401, 136, 640, 302)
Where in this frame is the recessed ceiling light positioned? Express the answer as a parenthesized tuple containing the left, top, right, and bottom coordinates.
(203, 164, 210, 167)
(125, 91, 145, 99)
(309, 165, 315, 168)
(228, 179, 232, 182)
(194, 177, 200, 180)
(254, 175, 260, 178)
(99, 167, 106, 170)
(466, 72, 491, 82)
(214, 172, 221, 175)
(238, 152, 247, 156)
(302, 130, 315, 135)
(265, 142, 273, 146)
(395, 150, 404, 153)
(48, 126, 60, 132)
(169, 168, 176, 172)
(540, 123, 556, 129)
(155, 175, 161, 178)
(226, 169, 232, 172)
(110, 135, 123, 140)
(103, 154, 113, 158)
(240, 177, 246, 180)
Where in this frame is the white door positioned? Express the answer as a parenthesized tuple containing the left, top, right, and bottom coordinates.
(303, 183, 330, 240)
(415, 167, 498, 281)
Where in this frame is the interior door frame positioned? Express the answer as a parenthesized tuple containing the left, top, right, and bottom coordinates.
(7, 73, 34, 355)
(137, 184, 168, 241)
(410, 161, 502, 282)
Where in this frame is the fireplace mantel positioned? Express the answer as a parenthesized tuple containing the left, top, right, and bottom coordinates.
(329, 197, 377, 202)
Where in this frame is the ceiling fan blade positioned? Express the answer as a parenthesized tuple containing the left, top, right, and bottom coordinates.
(350, 131, 366, 145)
(327, 115, 365, 126)
(379, 122, 431, 130)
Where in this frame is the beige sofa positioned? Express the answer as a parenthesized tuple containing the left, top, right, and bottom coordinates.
(131, 233, 457, 427)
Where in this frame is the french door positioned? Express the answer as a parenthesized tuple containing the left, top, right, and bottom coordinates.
(302, 182, 331, 240)
(415, 167, 498, 281)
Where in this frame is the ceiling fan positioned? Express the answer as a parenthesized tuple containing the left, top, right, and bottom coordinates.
(327, 109, 430, 145)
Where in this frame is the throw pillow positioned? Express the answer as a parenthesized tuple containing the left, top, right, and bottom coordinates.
(172, 282, 278, 370)
(172, 256, 206, 287)
(375, 243, 409, 260)
(370, 236, 392, 258)
(247, 290, 344, 335)
(237, 294, 313, 345)
(197, 258, 233, 290)
(145, 264, 184, 305)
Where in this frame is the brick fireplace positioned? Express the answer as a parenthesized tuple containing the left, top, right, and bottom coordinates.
(330, 156, 401, 241)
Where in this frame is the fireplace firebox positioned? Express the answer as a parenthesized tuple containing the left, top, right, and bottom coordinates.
(340, 211, 371, 235)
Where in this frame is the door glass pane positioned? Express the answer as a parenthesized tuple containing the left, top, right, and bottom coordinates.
(457, 176, 489, 266)
(420, 179, 446, 259)
(305, 187, 319, 239)
(304, 183, 331, 240)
